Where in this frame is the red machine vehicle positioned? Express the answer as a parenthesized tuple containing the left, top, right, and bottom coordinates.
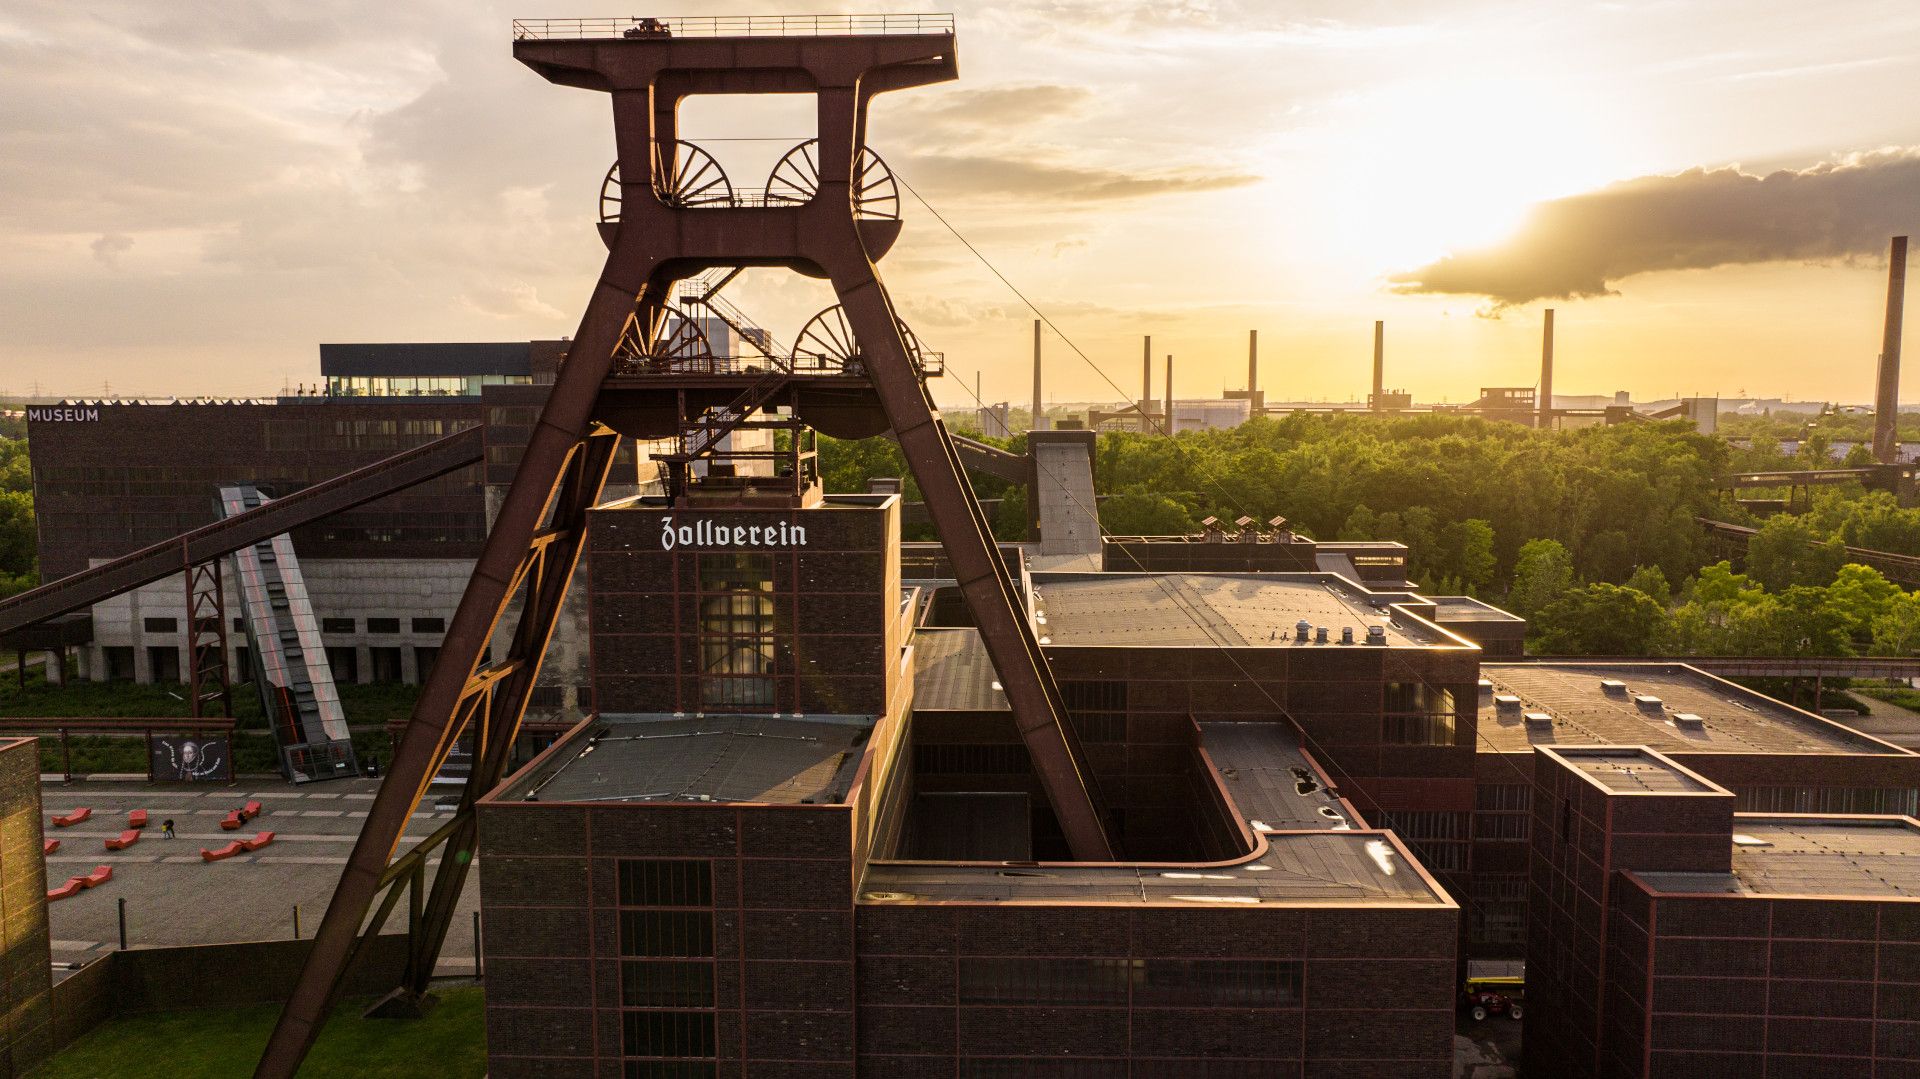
(1463, 975, 1526, 1021)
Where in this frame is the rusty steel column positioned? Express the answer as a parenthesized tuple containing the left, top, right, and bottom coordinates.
(1164, 354, 1173, 436)
(1540, 308, 1555, 431)
(1876, 236, 1909, 463)
(1247, 328, 1258, 401)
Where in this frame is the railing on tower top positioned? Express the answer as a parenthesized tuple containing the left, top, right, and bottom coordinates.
(511, 14, 955, 40)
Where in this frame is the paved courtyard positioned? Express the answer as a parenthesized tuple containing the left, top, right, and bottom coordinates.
(41, 777, 479, 980)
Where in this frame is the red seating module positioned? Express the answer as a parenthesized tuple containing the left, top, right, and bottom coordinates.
(219, 811, 243, 831)
(240, 831, 276, 852)
(51, 807, 91, 827)
(46, 879, 82, 901)
(242, 800, 264, 820)
(128, 809, 149, 829)
(201, 841, 245, 863)
(42, 839, 59, 856)
(103, 830, 140, 851)
(82, 865, 112, 888)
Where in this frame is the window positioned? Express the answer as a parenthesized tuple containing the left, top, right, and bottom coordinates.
(1475, 784, 1530, 841)
(411, 617, 445, 634)
(914, 744, 1030, 775)
(955, 958, 1302, 1009)
(1383, 682, 1458, 745)
(1133, 959, 1300, 1008)
(321, 617, 355, 634)
(1061, 680, 1126, 712)
(620, 860, 713, 907)
(624, 1066, 717, 1079)
(697, 553, 775, 708)
(1736, 785, 1920, 816)
(367, 617, 400, 634)
(143, 616, 178, 634)
(1379, 811, 1469, 872)
(414, 646, 440, 680)
(369, 647, 403, 683)
(617, 860, 715, 1066)
(958, 958, 1131, 1006)
(147, 646, 182, 684)
(1467, 874, 1528, 946)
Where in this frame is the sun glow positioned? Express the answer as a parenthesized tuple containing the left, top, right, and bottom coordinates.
(1289, 64, 1640, 279)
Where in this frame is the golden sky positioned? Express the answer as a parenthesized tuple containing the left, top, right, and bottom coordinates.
(1, 0, 1916, 407)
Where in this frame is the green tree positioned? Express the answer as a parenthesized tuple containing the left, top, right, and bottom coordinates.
(1745, 515, 1846, 591)
(1098, 490, 1194, 536)
(1824, 563, 1903, 640)
(1435, 518, 1497, 593)
(1872, 593, 1920, 655)
(1529, 583, 1669, 655)
(1507, 538, 1575, 619)
(1624, 565, 1672, 607)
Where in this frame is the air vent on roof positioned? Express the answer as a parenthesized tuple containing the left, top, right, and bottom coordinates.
(1732, 834, 1772, 847)
(1295, 619, 1311, 642)
(1672, 713, 1705, 729)
(1340, 626, 1355, 645)
(1633, 695, 1663, 710)
(1493, 694, 1523, 711)
(1315, 626, 1329, 644)
(1523, 712, 1554, 728)
(1478, 679, 1494, 693)
(1600, 679, 1628, 695)
(1365, 625, 1387, 646)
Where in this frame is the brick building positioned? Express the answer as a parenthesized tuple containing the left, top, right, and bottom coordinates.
(1525, 743, 1920, 1079)
(0, 738, 52, 1077)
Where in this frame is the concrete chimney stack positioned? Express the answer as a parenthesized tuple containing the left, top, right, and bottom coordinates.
(1031, 318, 1045, 433)
(1141, 335, 1154, 433)
(1248, 329, 1259, 399)
(1540, 308, 1555, 431)
(1164, 355, 1174, 437)
(1372, 321, 1385, 409)
(1876, 236, 1909, 463)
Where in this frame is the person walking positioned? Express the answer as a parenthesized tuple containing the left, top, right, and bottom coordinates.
(161, 818, 176, 840)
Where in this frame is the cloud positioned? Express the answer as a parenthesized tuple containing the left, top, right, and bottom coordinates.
(90, 233, 133, 266)
(903, 153, 1257, 202)
(897, 83, 1094, 129)
(1390, 147, 1920, 306)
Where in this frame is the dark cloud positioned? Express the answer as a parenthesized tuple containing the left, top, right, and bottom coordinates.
(1390, 148, 1920, 305)
(904, 153, 1257, 202)
(90, 234, 133, 266)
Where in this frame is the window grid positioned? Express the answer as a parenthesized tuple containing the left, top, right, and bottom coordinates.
(696, 553, 777, 709)
(616, 859, 718, 1065)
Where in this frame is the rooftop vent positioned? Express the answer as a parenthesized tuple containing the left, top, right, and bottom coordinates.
(1365, 625, 1387, 646)
(1494, 694, 1523, 711)
(1315, 626, 1329, 644)
(1340, 626, 1355, 645)
(1523, 712, 1554, 728)
(1672, 712, 1705, 729)
(1295, 619, 1311, 642)
(1477, 679, 1494, 693)
(1732, 834, 1773, 847)
(1633, 694, 1664, 711)
(1600, 679, 1628, 695)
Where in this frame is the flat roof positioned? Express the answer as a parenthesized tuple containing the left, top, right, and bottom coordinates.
(502, 714, 871, 805)
(319, 342, 532, 378)
(1425, 595, 1526, 623)
(860, 720, 1449, 908)
(912, 628, 1007, 711)
(1478, 663, 1906, 756)
(1546, 746, 1721, 795)
(1635, 816, 1920, 899)
(1029, 572, 1446, 648)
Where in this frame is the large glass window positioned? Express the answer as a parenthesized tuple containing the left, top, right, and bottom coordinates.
(1383, 682, 1458, 745)
(697, 552, 775, 708)
(617, 860, 716, 1066)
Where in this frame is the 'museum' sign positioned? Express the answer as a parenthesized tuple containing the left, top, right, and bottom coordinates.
(28, 407, 100, 422)
(660, 516, 808, 551)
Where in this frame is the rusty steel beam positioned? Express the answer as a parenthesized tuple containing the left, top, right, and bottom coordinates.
(253, 258, 655, 1075)
(0, 425, 484, 636)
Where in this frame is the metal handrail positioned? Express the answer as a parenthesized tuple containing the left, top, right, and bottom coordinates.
(512, 14, 954, 40)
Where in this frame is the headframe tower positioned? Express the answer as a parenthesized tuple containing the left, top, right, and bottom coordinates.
(255, 14, 1112, 1075)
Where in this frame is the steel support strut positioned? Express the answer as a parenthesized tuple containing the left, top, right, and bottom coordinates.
(253, 255, 658, 1077)
(832, 270, 1114, 859)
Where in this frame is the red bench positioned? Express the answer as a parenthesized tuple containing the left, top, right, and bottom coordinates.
(103, 830, 140, 851)
(128, 809, 149, 829)
(51, 808, 91, 827)
(46, 878, 83, 901)
(201, 841, 245, 863)
(219, 810, 244, 831)
(42, 839, 59, 855)
(82, 865, 112, 888)
(242, 800, 264, 820)
(240, 831, 276, 852)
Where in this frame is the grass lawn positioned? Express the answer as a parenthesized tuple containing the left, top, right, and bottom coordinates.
(29, 986, 487, 1079)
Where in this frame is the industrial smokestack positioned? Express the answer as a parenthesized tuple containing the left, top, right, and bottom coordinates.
(1142, 335, 1153, 433)
(1031, 318, 1045, 433)
(1876, 236, 1909, 463)
(1371, 321, 1384, 409)
(1248, 329, 1258, 398)
(1540, 308, 1555, 431)
(1164, 354, 1174, 436)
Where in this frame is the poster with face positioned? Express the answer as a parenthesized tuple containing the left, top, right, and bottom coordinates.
(151, 736, 230, 782)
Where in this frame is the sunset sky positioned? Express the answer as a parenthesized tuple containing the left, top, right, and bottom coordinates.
(2, 0, 1917, 407)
